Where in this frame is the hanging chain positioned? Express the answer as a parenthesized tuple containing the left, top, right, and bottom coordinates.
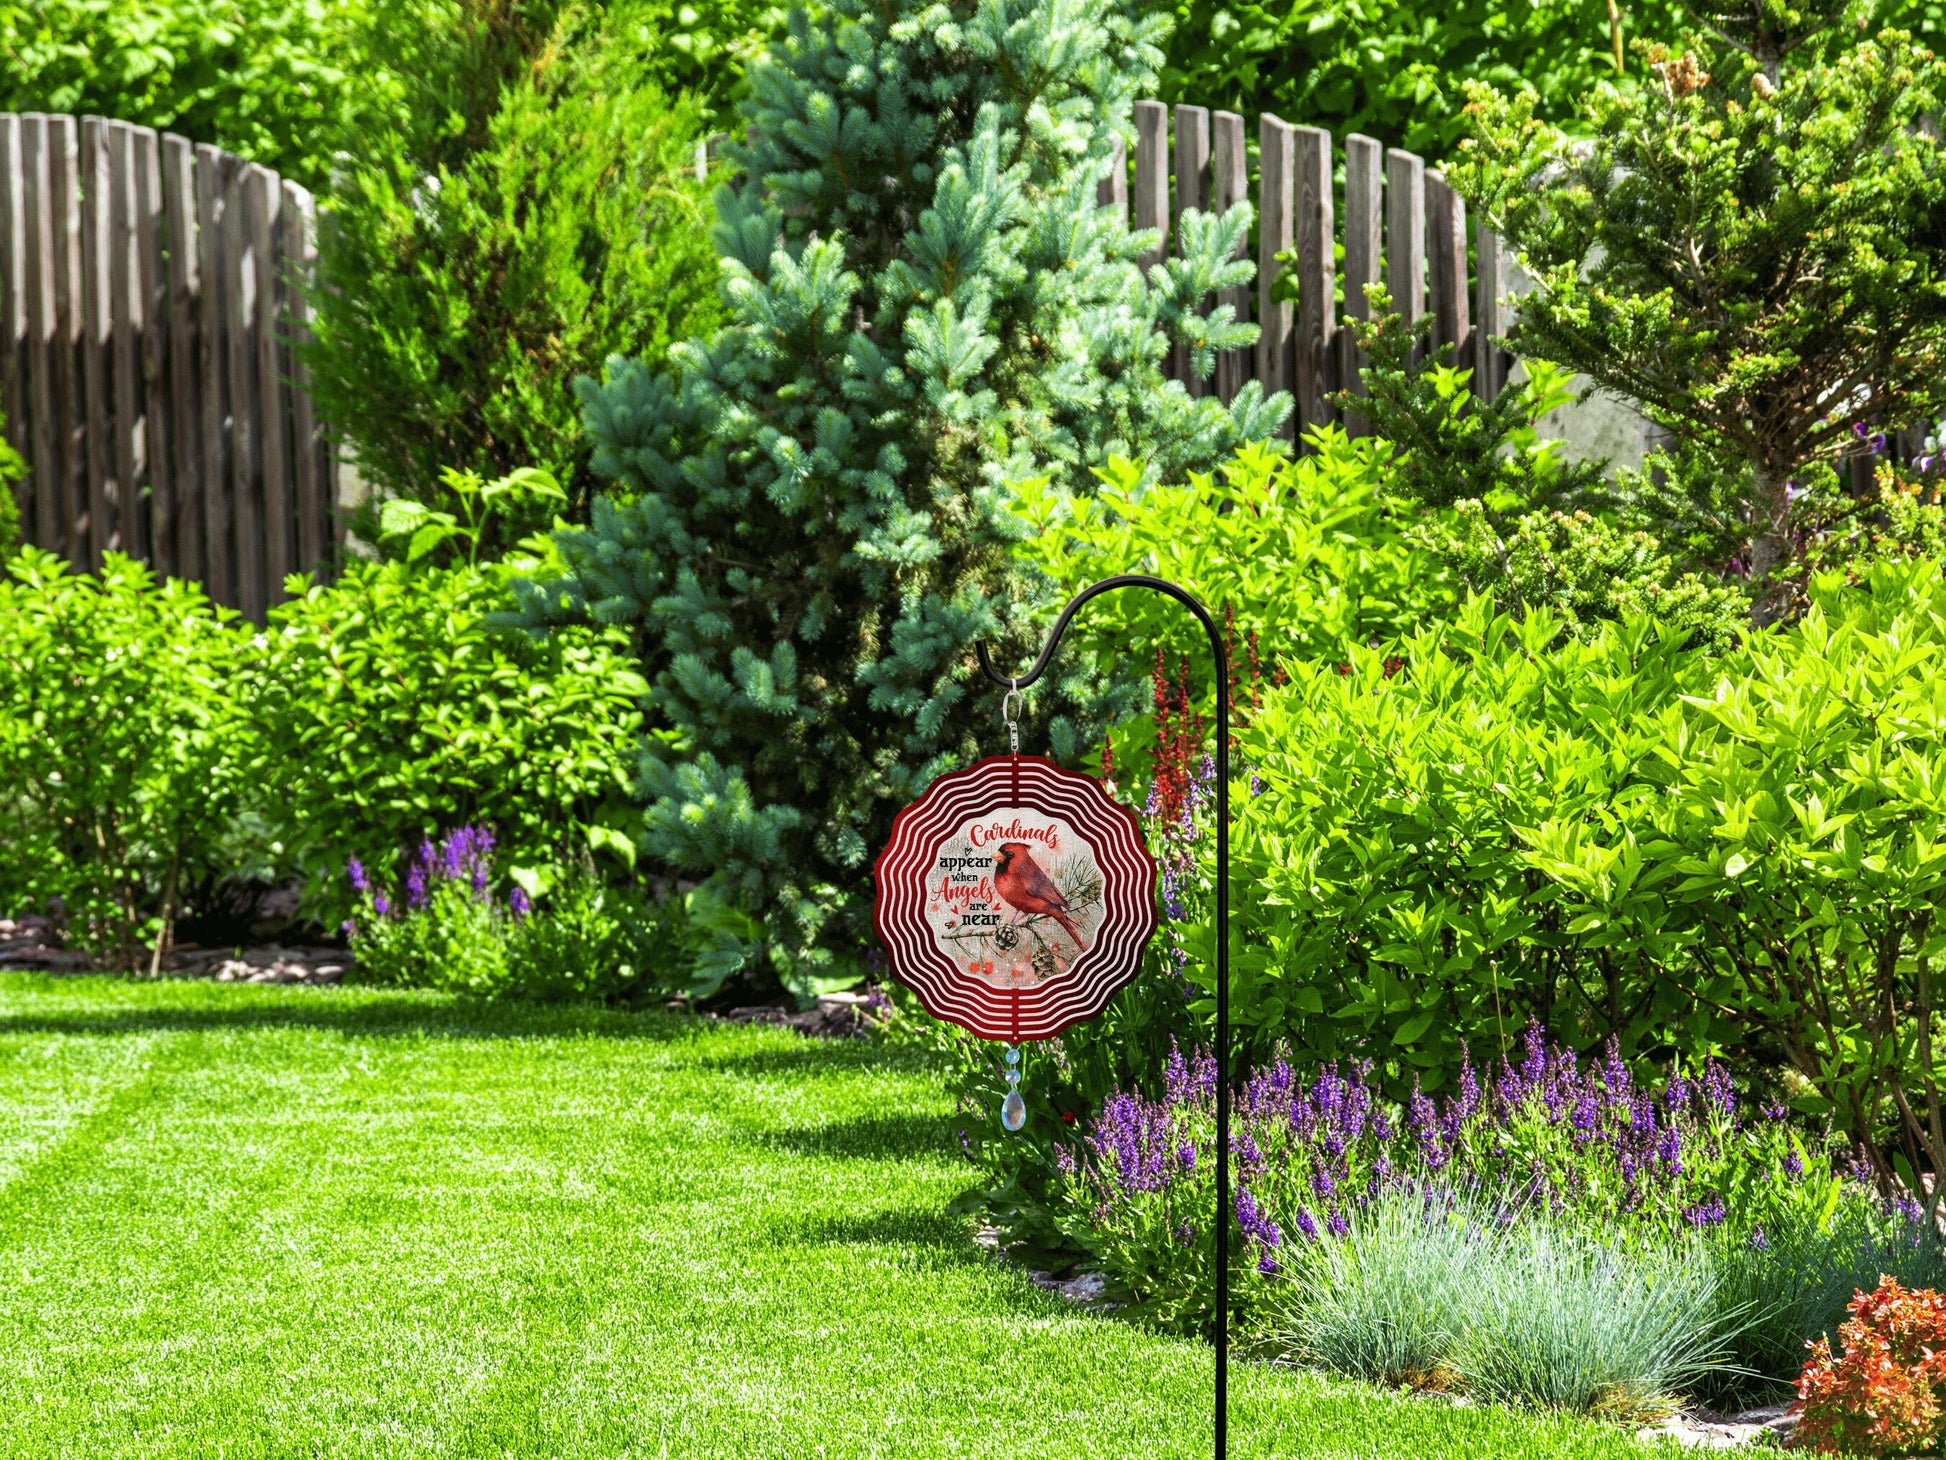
(1002, 677, 1022, 755)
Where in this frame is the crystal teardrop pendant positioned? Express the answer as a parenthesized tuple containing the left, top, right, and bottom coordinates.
(1000, 1043, 1025, 1130)
(1002, 1088, 1027, 1131)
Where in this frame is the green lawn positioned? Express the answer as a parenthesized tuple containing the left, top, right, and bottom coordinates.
(0, 973, 1687, 1458)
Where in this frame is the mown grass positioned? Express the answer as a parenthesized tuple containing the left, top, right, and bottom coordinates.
(0, 973, 1690, 1458)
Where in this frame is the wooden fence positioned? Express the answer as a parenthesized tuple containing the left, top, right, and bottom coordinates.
(0, 114, 335, 621)
(1107, 102, 1510, 438)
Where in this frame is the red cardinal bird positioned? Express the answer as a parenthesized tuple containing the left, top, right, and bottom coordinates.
(992, 842, 1087, 949)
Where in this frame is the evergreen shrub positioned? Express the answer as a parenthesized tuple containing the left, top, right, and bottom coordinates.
(521, 0, 1291, 998)
(1454, 4, 1946, 620)
(307, 17, 723, 543)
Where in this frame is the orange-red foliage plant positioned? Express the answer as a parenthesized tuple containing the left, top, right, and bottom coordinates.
(1795, 1275, 1946, 1455)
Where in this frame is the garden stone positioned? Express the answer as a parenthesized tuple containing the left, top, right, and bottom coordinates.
(1637, 1402, 1795, 1450)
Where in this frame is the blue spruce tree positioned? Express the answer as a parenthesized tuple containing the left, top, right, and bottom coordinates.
(516, 0, 1291, 997)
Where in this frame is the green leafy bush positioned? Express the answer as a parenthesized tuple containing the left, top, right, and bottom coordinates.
(0, 549, 253, 968)
(1417, 502, 1746, 649)
(1333, 292, 1604, 514)
(1143, 0, 1689, 155)
(253, 556, 647, 927)
(308, 21, 722, 538)
(1334, 297, 1744, 647)
(343, 825, 695, 998)
(1523, 556, 1946, 1207)
(0, 0, 766, 187)
(0, 0, 414, 189)
(520, 0, 1290, 998)
(1013, 435, 1450, 715)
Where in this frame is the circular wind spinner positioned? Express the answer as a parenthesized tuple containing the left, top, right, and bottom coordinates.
(872, 753, 1158, 1053)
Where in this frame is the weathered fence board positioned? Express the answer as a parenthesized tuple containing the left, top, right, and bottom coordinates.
(195, 143, 234, 607)
(1173, 105, 1209, 394)
(0, 113, 334, 616)
(162, 133, 201, 583)
(1132, 101, 1168, 275)
(50, 117, 85, 562)
(1341, 134, 1383, 435)
(1292, 124, 1335, 437)
(225, 160, 262, 622)
(0, 118, 23, 526)
(1255, 116, 1294, 416)
(1210, 112, 1248, 406)
(134, 126, 170, 574)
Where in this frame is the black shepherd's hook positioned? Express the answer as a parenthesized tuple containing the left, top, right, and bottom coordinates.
(975, 573, 1233, 1460)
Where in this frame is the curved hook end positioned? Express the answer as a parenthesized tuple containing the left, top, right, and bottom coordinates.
(973, 639, 1011, 689)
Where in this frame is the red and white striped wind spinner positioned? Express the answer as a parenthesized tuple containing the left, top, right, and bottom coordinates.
(872, 753, 1158, 1043)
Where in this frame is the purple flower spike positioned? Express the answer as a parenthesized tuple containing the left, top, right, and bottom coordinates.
(405, 863, 428, 911)
(509, 886, 532, 920)
(374, 893, 392, 918)
(347, 857, 367, 894)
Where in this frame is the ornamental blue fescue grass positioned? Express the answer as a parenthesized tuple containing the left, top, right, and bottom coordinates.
(1268, 1182, 1480, 1389)
(1448, 1219, 1732, 1419)
(1265, 1184, 1736, 1420)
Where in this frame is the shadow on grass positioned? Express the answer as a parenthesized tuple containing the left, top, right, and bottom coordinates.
(0, 980, 969, 1073)
(781, 1206, 982, 1256)
(756, 1110, 957, 1162)
(701, 1038, 951, 1080)
(0, 977, 704, 1045)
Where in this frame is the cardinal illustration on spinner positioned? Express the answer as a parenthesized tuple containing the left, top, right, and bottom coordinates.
(993, 842, 1088, 949)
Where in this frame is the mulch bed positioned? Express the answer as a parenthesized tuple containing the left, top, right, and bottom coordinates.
(0, 915, 349, 985)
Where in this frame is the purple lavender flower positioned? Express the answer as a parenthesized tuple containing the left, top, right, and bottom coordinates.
(405, 863, 428, 911)
(1178, 1143, 1197, 1173)
(1326, 1207, 1350, 1239)
(1682, 1195, 1728, 1227)
(1784, 1144, 1804, 1180)
(1701, 1060, 1734, 1119)
(374, 892, 392, 918)
(1257, 1251, 1279, 1275)
(1748, 1226, 1768, 1251)
(1657, 1123, 1684, 1175)
(347, 857, 367, 894)
(1236, 1186, 1281, 1251)
(1457, 1048, 1482, 1119)
(1293, 1208, 1319, 1242)
(509, 886, 532, 920)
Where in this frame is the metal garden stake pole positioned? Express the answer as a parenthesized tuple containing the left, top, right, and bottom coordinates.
(976, 573, 1231, 1460)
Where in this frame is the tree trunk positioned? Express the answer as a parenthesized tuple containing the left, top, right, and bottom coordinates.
(1748, 461, 1796, 626)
